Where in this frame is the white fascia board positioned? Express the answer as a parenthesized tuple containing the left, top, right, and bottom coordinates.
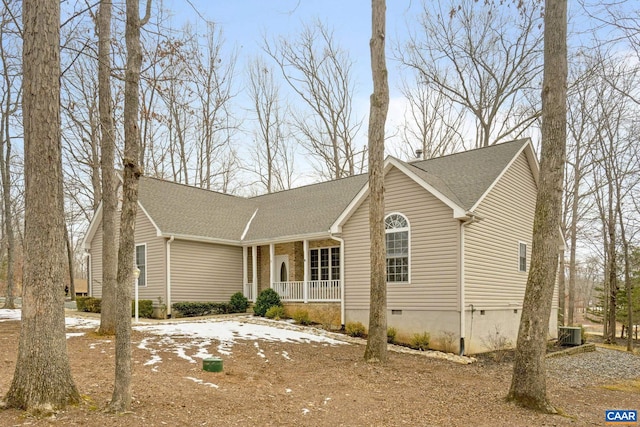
(329, 179, 371, 234)
(137, 201, 163, 237)
(469, 139, 537, 212)
(81, 202, 103, 250)
(159, 233, 242, 246)
(242, 231, 333, 246)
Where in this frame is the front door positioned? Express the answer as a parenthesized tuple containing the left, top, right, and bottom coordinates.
(274, 255, 289, 282)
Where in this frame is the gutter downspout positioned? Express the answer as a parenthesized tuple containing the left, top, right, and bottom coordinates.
(460, 213, 480, 356)
(84, 251, 91, 297)
(330, 232, 346, 327)
(166, 235, 175, 318)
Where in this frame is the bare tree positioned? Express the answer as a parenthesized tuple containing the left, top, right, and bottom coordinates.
(587, 51, 638, 343)
(508, 0, 567, 412)
(364, 0, 388, 364)
(97, 0, 118, 336)
(398, 0, 543, 148)
(4, 0, 80, 411)
(396, 75, 465, 160)
(246, 56, 295, 193)
(109, 0, 150, 413)
(0, 0, 21, 309)
(563, 56, 600, 325)
(264, 20, 364, 180)
(192, 23, 238, 191)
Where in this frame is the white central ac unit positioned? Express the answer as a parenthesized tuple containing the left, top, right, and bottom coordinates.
(558, 326, 582, 346)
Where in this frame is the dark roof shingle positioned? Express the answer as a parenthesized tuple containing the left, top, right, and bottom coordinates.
(136, 139, 531, 243)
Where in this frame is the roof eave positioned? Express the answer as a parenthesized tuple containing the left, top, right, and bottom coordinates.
(468, 139, 536, 212)
(242, 231, 334, 246)
(159, 233, 242, 246)
(81, 202, 103, 251)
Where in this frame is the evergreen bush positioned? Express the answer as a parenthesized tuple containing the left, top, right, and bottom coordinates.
(253, 288, 282, 317)
(229, 292, 249, 313)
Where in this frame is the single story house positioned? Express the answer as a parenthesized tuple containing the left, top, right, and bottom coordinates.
(82, 139, 559, 354)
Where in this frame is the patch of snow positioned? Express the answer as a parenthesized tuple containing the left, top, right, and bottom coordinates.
(64, 316, 100, 329)
(285, 388, 292, 393)
(66, 332, 85, 339)
(217, 341, 233, 356)
(184, 376, 219, 389)
(144, 354, 162, 366)
(134, 319, 345, 356)
(193, 346, 213, 360)
(0, 309, 21, 322)
(175, 346, 196, 363)
(302, 408, 310, 415)
(323, 397, 331, 405)
(281, 351, 291, 360)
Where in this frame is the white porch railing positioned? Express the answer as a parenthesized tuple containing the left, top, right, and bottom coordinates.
(272, 280, 341, 302)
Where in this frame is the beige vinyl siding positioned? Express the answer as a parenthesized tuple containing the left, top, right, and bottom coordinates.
(170, 239, 243, 302)
(89, 220, 104, 298)
(134, 210, 165, 302)
(88, 206, 165, 302)
(343, 167, 460, 311)
(464, 152, 538, 308)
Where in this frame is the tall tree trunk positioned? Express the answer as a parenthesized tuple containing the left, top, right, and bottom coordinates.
(602, 224, 609, 339)
(109, 0, 147, 412)
(0, 23, 16, 310)
(605, 180, 617, 344)
(4, 0, 80, 411)
(507, 0, 566, 413)
(364, 0, 389, 363)
(1, 95, 15, 310)
(567, 146, 582, 325)
(616, 203, 633, 352)
(97, 0, 118, 336)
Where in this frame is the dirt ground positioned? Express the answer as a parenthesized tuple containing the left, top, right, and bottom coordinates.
(0, 316, 638, 427)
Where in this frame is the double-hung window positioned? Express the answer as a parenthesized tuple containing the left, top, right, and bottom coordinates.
(518, 242, 527, 272)
(310, 247, 340, 281)
(385, 213, 410, 283)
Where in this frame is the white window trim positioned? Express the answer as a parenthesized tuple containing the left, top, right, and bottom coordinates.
(518, 241, 527, 273)
(385, 212, 411, 284)
(309, 246, 340, 281)
(135, 243, 148, 287)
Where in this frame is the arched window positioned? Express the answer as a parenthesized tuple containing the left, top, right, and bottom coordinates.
(385, 213, 410, 283)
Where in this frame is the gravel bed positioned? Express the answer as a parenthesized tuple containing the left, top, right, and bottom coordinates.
(546, 347, 640, 387)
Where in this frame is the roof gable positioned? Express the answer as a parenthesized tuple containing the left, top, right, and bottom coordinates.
(408, 139, 531, 210)
(331, 139, 536, 232)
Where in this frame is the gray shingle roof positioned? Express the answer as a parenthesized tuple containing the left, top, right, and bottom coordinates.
(245, 174, 369, 241)
(136, 139, 530, 243)
(138, 177, 255, 241)
(405, 139, 529, 210)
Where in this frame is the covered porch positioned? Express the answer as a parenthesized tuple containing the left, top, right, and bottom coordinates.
(242, 238, 343, 303)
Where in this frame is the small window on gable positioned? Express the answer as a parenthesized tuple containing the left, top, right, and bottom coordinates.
(385, 213, 410, 283)
(519, 242, 527, 272)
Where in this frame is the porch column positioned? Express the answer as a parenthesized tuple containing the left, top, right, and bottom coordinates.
(269, 243, 275, 289)
(242, 246, 248, 290)
(303, 239, 309, 303)
(252, 246, 258, 302)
